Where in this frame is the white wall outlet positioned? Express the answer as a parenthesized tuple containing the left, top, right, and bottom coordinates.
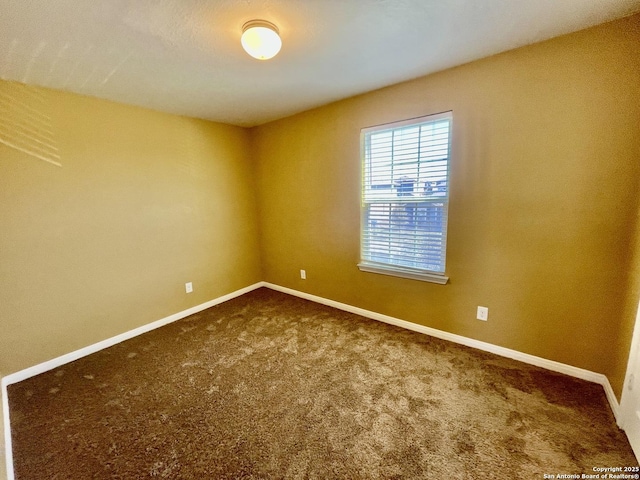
(477, 306, 488, 321)
(185, 282, 193, 293)
(300, 269, 306, 280)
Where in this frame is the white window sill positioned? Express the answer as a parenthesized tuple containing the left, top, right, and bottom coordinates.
(357, 263, 449, 284)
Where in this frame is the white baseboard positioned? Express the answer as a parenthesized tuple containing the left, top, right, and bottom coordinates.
(601, 378, 621, 426)
(262, 282, 621, 422)
(2, 281, 264, 480)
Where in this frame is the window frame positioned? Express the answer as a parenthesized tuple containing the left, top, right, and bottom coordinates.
(358, 111, 452, 285)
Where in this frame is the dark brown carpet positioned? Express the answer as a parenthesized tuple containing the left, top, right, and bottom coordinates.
(8, 288, 638, 479)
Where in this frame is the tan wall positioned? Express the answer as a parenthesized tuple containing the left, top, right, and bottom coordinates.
(0, 82, 262, 376)
(1, 15, 639, 404)
(253, 14, 640, 398)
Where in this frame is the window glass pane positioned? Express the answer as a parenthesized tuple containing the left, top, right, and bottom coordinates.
(363, 203, 447, 272)
(361, 112, 451, 276)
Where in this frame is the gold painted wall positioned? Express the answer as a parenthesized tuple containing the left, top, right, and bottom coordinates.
(1, 15, 639, 404)
(253, 15, 640, 398)
(0, 82, 262, 375)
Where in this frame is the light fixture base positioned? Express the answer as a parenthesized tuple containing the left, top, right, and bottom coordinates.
(242, 20, 279, 35)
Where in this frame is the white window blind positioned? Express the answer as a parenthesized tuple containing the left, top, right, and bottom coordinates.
(359, 111, 452, 284)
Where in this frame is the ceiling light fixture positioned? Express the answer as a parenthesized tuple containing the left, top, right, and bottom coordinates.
(241, 20, 282, 60)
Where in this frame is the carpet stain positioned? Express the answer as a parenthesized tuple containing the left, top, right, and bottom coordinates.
(454, 430, 476, 455)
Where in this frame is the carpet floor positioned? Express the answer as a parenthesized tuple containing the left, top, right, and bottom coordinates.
(7, 288, 639, 479)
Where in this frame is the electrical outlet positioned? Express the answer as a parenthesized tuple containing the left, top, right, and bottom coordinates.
(300, 269, 306, 280)
(477, 306, 488, 321)
(185, 282, 193, 293)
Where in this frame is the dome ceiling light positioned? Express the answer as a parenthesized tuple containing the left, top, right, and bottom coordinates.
(241, 20, 282, 60)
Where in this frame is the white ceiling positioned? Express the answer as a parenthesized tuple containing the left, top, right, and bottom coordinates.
(1, 0, 639, 127)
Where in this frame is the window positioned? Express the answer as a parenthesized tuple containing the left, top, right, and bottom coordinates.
(358, 111, 452, 284)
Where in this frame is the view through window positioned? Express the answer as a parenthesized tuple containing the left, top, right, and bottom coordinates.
(359, 111, 452, 283)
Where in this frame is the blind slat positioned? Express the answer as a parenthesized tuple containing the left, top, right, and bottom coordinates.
(361, 112, 452, 274)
